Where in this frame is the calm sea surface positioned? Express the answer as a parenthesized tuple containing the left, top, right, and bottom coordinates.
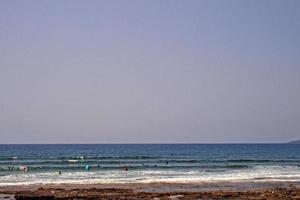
(0, 144, 299, 185)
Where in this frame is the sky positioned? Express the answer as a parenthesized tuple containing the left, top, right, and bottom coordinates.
(0, 0, 300, 143)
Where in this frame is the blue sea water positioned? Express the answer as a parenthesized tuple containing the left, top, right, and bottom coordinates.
(0, 144, 300, 185)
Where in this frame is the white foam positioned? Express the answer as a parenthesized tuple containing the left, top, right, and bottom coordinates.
(1, 165, 300, 186)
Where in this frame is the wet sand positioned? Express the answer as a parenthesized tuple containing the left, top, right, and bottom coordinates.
(1, 181, 300, 199)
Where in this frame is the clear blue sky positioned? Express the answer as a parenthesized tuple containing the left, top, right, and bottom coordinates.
(0, 0, 300, 143)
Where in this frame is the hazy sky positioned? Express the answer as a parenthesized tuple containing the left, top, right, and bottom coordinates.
(1, 0, 300, 143)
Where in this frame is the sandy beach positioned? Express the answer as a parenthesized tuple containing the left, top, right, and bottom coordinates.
(1, 181, 300, 199)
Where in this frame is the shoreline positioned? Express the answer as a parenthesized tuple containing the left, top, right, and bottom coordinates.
(1, 181, 300, 199)
(1, 181, 300, 192)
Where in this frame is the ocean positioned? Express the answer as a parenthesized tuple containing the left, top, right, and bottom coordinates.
(0, 144, 300, 186)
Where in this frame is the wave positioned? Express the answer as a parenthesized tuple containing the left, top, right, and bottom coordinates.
(1, 167, 300, 186)
(0, 155, 161, 161)
(2, 157, 299, 162)
(0, 163, 251, 172)
(225, 159, 300, 163)
(58, 156, 161, 160)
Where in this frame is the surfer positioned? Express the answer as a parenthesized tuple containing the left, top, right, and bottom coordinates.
(85, 165, 91, 170)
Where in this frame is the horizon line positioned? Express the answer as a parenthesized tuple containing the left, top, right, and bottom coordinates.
(0, 142, 294, 145)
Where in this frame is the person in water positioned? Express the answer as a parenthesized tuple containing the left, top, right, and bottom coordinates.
(19, 166, 28, 172)
(85, 165, 91, 170)
(8, 166, 14, 171)
(124, 167, 128, 171)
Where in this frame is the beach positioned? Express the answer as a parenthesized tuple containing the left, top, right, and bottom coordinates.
(1, 144, 300, 199)
(2, 0, 300, 198)
(1, 182, 300, 199)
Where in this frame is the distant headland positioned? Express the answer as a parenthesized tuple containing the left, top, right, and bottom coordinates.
(288, 140, 300, 144)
